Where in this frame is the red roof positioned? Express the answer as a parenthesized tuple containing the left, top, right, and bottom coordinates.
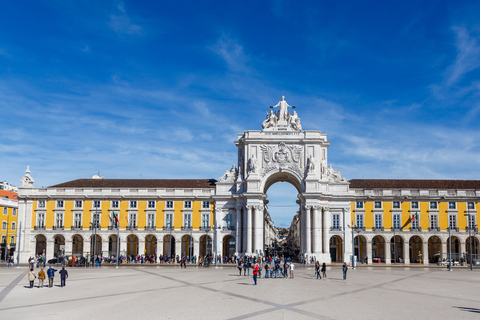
(48, 179, 217, 189)
(0, 190, 18, 200)
(349, 179, 480, 189)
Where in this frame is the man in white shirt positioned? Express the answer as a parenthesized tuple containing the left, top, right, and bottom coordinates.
(289, 262, 295, 278)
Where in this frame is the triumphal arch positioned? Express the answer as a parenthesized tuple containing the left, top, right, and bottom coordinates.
(215, 96, 352, 262)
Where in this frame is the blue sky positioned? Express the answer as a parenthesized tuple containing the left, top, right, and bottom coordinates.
(1, 1, 480, 227)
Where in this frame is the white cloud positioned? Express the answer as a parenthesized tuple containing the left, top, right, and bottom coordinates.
(109, 3, 143, 36)
(211, 34, 250, 73)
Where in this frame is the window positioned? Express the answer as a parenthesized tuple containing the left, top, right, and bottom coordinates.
(393, 214, 401, 229)
(449, 215, 457, 229)
(448, 202, 456, 210)
(56, 200, 64, 208)
(11, 222, 16, 231)
(332, 214, 340, 229)
(111, 201, 119, 208)
(468, 202, 475, 210)
(92, 212, 100, 228)
(429, 215, 438, 229)
(356, 214, 364, 228)
(130, 201, 137, 209)
(392, 202, 400, 209)
(411, 202, 419, 209)
(3, 207, 7, 215)
(55, 213, 63, 228)
(148, 201, 155, 209)
(356, 201, 363, 209)
(74, 213, 82, 228)
(10, 235, 14, 245)
(75, 200, 82, 208)
(93, 200, 101, 208)
(411, 213, 419, 229)
(430, 202, 437, 209)
(202, 201, 210, 209)
(12, 208, 16, 216)
(202, 214, 209, 228)
(147, 213, 155, 228)
(2, 221, 6, 230)
(184, 213, 191, 227)
(184, 201, 192, 209)
(468, 215, 476, 229)
(374, 201, 382, 209)
(37, 213, 45, 228)
(166, 213, 173, 228)
(38, 200, 45, 208)
(166, 201, 173, 209)
(374, 214, 382, 229)
(129, 212, 137, 228)
(1, 235, 5, 244)
(226, 214, 232, 228)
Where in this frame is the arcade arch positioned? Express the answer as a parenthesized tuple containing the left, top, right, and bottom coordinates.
(35, 234, 46, 256)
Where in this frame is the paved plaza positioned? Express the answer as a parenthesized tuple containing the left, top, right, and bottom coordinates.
(0, 265, 480, 319)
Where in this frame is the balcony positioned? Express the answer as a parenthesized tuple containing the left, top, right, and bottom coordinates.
(410, 227, 421, 231)
(145, 226, 156, 231)
(373, 227, 384, 231)
(223, 226, 234, 231)
(108, 225, 118, 230)
(34, 226, 45, 230)
(71, 226, 83, 230)
(448, 227, 459, 232)
(181, 226, 192, 230)
(89, 224, 100, 230)
(200, 226, 211, 231)
(53, 226, 64, 230)
(391, 227, 402, 232)
(354, 226, 365, 231)
(429, 227, 440, 232)
(466, 226, 478, 232)
(330, 226, 342, 231)
(9, 242, 15, 247)
(163, 226, 174, 230)
(126, 225, 137, 230)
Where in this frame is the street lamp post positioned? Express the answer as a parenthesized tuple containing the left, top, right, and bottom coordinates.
(347, 223, 356, 269)
(465, 211, 473, 271)
(448, 226, 452, 271)
(393, 227, 396, 265)
(4, 214, 10, 262)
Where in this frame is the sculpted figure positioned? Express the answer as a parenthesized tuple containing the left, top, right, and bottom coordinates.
(307, 155, 315, 172)
(248, 154, 257, 173)
(271, 96, 294, 121)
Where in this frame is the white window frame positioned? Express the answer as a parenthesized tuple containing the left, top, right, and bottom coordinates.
(411, 201, 419, 209)
(411, 213, 420, 229)
(166, 201, 174, 209)
(129, 212, 137, 228)
(449, 215, 457, 229)
(202, 213, 209, 228)
(202, 201, 210, 209)
(448, 202, 456, 210)
(74, 212, 82, 228)
(56, 200, 64, 208)
(129, 201, 137, 209)
(356, 214, 364, 228)
(55, 213, 64, 228)
(10, 235, 14, 245)
(147, 213, 155, 228)
(467, 202, 475, 210)
(374, 201, 382, 209)
(111, 200, 119, 208)
(226, 213, 232, 228)
(147, 200, 156, 209)
(183, 213, 192, 228)
(468, 214, 476, 229)
(93, 200, 101, 208)
(184, 201, 192, 209)
(332, 214, 340, 229)
(374, 214, 382, 229)
(38, 200, 46, 208)
(356, 201, 364, 209)
(165, 213, 173, 228)
(429, 214, 438, 229)
(392, 201, 400, 209)
(430, 202, 437, 209)
(37, 213, 45, 228)
(2, 221, 6, 230)
(393, 214, 401, 229)
(75, 200, 83, 208)
(3, 207, 7, 215)
(12, 208, 16, 216)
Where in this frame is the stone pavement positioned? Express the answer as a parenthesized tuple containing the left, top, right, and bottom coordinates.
(1, 265, 480, 320)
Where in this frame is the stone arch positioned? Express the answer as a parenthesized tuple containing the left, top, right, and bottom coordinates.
(354, 235, 367, 262)
(223, 235, 235, 259)
(163, 235, 175, 257)
(390, 235, 404, 263)
(145, 235, 157, 256)
(108, 234, 118, 256)
(447, 236, 461, 262)
(53, 234, 65, 257)
(89, 234, 102, 257)
(181, 234, 193, 258)
(72, 234, 84, 256)
(409, 235, 423, 263)
(35, 234, 47, 256)
(127, 234, 139, 256)
(372, 235, 386, 263)
(428, 235, 442, 264)
(199, 234, 212, 257)
(329, 235, 343, 262)
(261, 170, 303, 194)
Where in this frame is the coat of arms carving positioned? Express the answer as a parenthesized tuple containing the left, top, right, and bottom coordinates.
(260, 142, 303, 176)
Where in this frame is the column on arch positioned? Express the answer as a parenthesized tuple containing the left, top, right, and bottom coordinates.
(253, 205, 264, 255)
(366, 240, 372, 264)
(235, 207, 242, 255)
(46, 238, 55, 259)
(403, 240, 410, 264)
(423, 241, 429, 265)
(312, 206, 321, 254)
(322, 207, 330, 255)
(305, 206, 312, 254)
(101, 236, 109, 257)
(246, 205, 252, 255)
(385, 236, 391, 265)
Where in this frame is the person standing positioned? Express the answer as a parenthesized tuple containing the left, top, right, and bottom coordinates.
(237, 260, 242, 276)
(315, 261, 321, 279)
(289, 262, 295, 278)
(342, 262, 348, 280)
(252, 262, 259, 285)
(28, 269, 36, 288)
(38, 268, 46, 288)
(47, 266, 57, 288)
(59, 267, 68, 287)
(321, 262, 327, 278)
(283, 261, 288, 278)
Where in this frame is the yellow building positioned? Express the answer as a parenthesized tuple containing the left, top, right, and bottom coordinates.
(0, 189, 18, 261)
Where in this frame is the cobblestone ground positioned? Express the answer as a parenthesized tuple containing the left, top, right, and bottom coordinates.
(1, 265, 480, 319)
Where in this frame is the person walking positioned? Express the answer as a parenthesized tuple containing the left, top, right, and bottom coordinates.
(321, 262, 327, 278)
(264, 262, 270, 278)
(342, 262, 348, 280)
(47, 266, 57, 287)
(289, 262, 295, 278)
(252, 262, 259, 285)
(59, 267, 68, 287)
(237, 260, 243, 276)
(315, 261, 321, 279)
(28, 269, 36, 288)
(283, 261, 288, 278)
(38, 268, 46, 288)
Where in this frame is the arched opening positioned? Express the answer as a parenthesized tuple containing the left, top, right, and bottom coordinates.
(409, 235, 423, 263)
(108, 235, 118, 256)
(127, 235, 138, 256)
(145, 235, 157, 256)
(465, 236, 479, 265)
(263, 176, 301, 260)
(329, 235, 343, 262)
(90, 234, 102, 257)
(447, 236, 461, 262)
(354, 235, 367, 263)
(35, 235, 46, 256)
(390, 235, 404, 263)
(72, 234, 83, 257)
(223, 235, 235, 259)
(53, 235, 65, 257)
(199, 235, 212, 257)
(163, 235, 175, 257)
(372, 235, 385, 263)
(428, 235, 442, 264)
(181, 235, 193, 258)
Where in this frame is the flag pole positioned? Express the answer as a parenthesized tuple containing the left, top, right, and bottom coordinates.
(115, 212, 120, 268)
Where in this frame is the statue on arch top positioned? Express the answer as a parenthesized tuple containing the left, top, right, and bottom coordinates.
(262, 96, 302, 131)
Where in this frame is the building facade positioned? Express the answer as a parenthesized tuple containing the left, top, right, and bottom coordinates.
(0, 189, 18, 261)
(16, 97, 480, 264)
